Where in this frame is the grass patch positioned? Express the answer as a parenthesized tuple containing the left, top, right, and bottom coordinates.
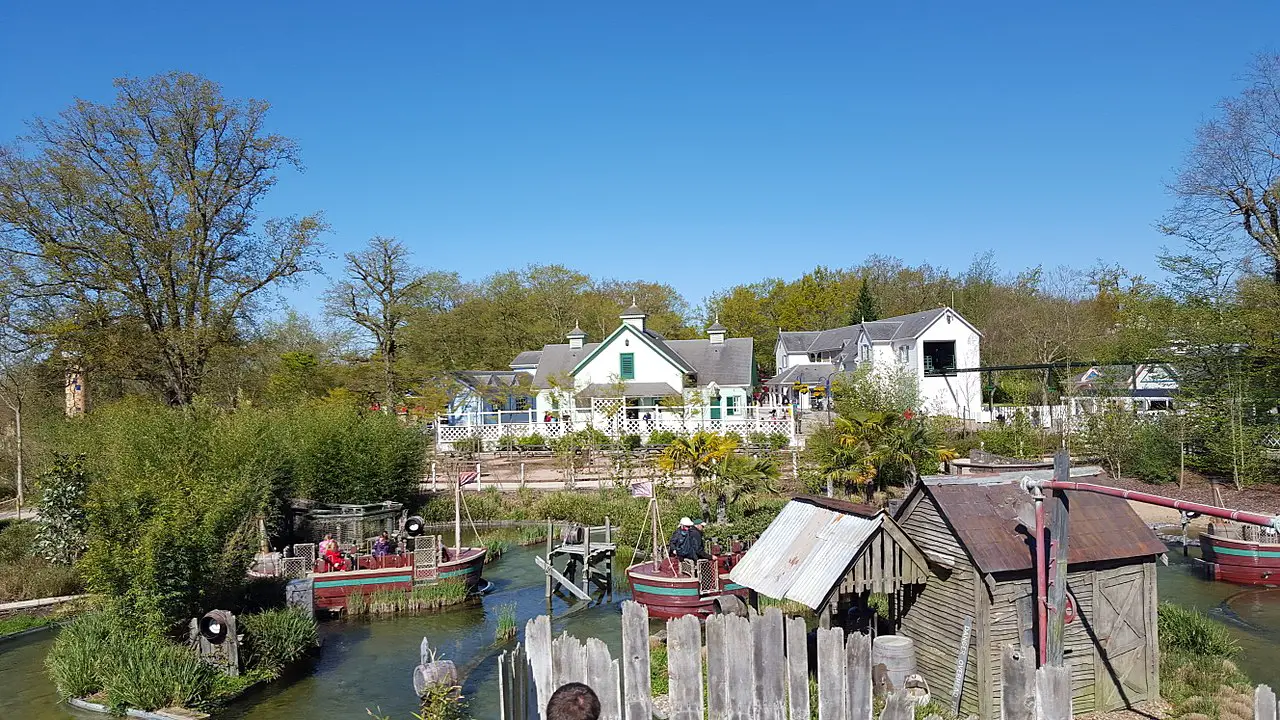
(240, 608, 319, 673)
(1158, 603, 1251, 720)
(0, 613, 56, 636)
(345, 582, 471, 617)
(1159, 603, 1241, 658)
(483, 538, 511, 563)
(495, 603, 517, 643)
(649, 641, 669, 696)
(0, 520, 83, 603)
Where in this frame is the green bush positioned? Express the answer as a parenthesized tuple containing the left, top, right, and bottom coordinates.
(978, 411, 1045, 459)
(647, 430, 679, 446)
(240, 608, 319, 672)
(0, 519, 37, 564)
(497, 434, 520, 451)
(46, 612, 115, 699)
(1158, 603, 1240, 658)
(517, 433, 546, 448)
(617, 434, 642, 451)
(0, 519, 83, 603)
(722, 431, 743, 446)
(747, 431, 791, 450)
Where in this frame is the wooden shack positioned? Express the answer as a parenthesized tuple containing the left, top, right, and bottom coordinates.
(895, 468, 1166, 719)
(729, 495, 931, 629)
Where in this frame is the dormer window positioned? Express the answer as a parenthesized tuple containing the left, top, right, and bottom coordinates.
(898, 346, 909, 364)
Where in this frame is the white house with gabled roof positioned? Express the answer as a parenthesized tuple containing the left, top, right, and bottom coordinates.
(766, 307, 984, 421)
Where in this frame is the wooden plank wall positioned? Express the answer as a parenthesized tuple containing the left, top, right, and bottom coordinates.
(498, 600, 1082, 719)
(895, 491, 981, 716)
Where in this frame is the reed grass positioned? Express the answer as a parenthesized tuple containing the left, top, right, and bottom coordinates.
(241, 608, 319, 673)
(483, 539, 511, 563)
(345, 582, 471, 617)
(494, 603, 518, 643)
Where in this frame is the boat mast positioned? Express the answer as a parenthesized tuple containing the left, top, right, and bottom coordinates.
(455, 473, 462, 554)
(650, 497, 662, 571)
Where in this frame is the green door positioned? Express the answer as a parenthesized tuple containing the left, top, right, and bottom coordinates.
(710, 398, 721, 420)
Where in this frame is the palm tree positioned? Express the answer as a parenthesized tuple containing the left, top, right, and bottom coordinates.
(828, 411, 956, 495)
(708, 454, 780, 524)
(655, 430, 738, 520)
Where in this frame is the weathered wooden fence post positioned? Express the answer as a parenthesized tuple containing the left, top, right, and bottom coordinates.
(526, 615, 552, 715)
(1256, 685, 1277, 720)
(847, 630, 872, 720)
(706, 613, 728, 717)
(786, 615, 811, 720)
(753, 608, 786, 720)
(668, 614, 704, 720)
(817, 626, 845, 719)
(1001, 643, 1035, 720)
(621, 601, 651, 720)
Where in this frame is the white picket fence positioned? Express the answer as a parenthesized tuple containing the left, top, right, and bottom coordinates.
(437, 404, 795, 451)
(495, 601, 1079, 720)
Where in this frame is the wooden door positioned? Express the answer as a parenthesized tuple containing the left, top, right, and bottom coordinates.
(1094, 567, 1150, 709)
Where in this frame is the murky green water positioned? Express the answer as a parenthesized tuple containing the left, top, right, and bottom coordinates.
(4, 540, 1280, 719)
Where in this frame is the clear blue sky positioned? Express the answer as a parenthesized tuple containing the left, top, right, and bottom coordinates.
(1, 2, 1273, 312)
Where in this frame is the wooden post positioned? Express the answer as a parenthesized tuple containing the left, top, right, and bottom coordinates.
(431, 461, 437, 491)
(1001, 643, 1035, 720)
(520, 462, 525, 488)
(475, 461, 482, 491)
(668, 614, 704, 720)
(1255, 685, 1276, 720)
(847, 631, 872, 720)
(754, 608, 785, 720)
(706, 614, 727, 718)
(545, 518, 554, 601)
(817, 626, 844, 719)
(582, 525, 592, 596)
(786, 615, 811, 720)
(1046, 450, 1070, 667)
(621, 602, 651, 720)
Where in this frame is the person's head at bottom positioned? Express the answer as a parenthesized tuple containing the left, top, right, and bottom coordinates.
(546, 682, 601, 720)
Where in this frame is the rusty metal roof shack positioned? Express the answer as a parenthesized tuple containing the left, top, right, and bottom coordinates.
(894, 467, 1166, 719)
(729, 495, 931, 611)
(911, 468, 1166, 574)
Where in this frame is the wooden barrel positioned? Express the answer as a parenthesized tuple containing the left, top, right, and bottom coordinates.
(872, 635, 917, 693)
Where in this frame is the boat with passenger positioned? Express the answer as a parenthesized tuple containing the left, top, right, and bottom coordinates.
(623, 495, 749, 618)
(1200, 521, 1280, 586)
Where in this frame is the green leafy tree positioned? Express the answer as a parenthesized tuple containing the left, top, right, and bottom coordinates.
(35, 453, 89, 565)
(708, 454, 780, 524)
(0, 72, 326, 405)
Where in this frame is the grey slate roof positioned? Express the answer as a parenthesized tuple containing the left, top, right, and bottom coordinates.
(764, 364, 842, 386)
(777, 307, 964, 354)
(579, 382, 681, 397)
(529, 335, 755, 389)
(707, 319, 728, 333)
(454, 370, 532, 391)
(641, 329, 696, 374)
(510, 351, 543, 368)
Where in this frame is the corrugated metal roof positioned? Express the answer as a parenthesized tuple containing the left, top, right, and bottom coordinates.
(729, 500, 882, 609)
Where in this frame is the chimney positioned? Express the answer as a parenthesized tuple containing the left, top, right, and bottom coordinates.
(567, 322, 586, 350)
(707, 317, 727, 345)
(620, 298, 646, 331)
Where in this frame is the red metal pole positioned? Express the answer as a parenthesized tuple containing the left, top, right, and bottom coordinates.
(1028, 479, 1280, 530)
(1034, 489, 1049, 667)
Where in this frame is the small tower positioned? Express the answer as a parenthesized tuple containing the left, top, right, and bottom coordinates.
(708, 317, 727, 345)
(567, 322, 586, 350)
(620, 299, 646, 331)
(64, 365, 87, 417)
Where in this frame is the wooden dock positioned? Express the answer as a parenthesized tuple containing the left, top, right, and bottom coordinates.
(538, 518, 615, 603)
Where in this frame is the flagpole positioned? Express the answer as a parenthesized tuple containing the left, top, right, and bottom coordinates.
(455, 471, 462, 555)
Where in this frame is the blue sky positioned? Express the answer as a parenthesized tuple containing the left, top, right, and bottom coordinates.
(1, 2, 1273, 313)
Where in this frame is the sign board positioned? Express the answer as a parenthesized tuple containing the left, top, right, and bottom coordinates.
(951, 615, 973, 714)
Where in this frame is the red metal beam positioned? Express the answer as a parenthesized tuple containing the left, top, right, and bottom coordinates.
(1023, 479, 1280, 531)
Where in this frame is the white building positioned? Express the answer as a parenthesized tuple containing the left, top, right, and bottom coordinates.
(765, 307, 984, 421)
(436, 305, 793, 449)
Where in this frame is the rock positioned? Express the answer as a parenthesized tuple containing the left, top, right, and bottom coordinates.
(650, 694, 671, 719)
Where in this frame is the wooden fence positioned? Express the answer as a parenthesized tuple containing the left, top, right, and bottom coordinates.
(495, 601, 1077, 720)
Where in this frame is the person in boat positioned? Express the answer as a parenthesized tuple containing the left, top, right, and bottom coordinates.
(547, 682, 601, 720)
(372, 531, 393, 557)
(669, 517, 711, 562)
(689, 519, 712, 561)
(319, 533, 343, 570)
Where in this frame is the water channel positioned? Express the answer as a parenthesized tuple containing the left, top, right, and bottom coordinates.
(3, 541, 1280, 719)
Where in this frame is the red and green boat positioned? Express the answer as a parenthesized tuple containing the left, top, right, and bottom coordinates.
(1200, 522, 1280, 586)
(311, 545, 486, 612)
(626, 552, 749, 619)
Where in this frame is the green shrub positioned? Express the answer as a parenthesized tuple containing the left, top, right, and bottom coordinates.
(517, 433, 546, 448)
(647, 430, 679, 446)
(101, 636, 215, 712)
(0, 519, 37, 564)
(497, 434, 520, 452)
(747, 431, 790, 450)
(495, 602, 517, 643)
(649, 642, 669, 696)
(240, 608, 319, 673)
(35, 454, 89, 565)
(452, 434, 483, 456)
(722, 431, 744, 446)
(46, 612, 115, 699)
(617, 434, 642, 451)
(1158, 603, 1240, 658)
(978, 411, 1045, 459)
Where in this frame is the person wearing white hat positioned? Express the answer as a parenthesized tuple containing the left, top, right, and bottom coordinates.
(679, 517, 693, 527)
(669, 518, 695, 560)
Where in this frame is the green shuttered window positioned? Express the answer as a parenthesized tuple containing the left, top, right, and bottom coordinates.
(620, 353, 635, 380)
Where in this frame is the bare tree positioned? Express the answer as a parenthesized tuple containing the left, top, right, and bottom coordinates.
(325, 237, 425, 412)
(0, 72, 325, 404)
(1165, 53, 1280, 285)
